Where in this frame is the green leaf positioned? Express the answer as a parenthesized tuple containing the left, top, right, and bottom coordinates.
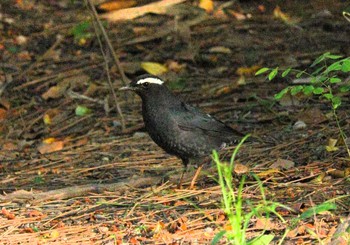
(168, 78, 186, 90)
(32, 227, 40, 232)
(332, 96, 341, 109)
(341, 59, 350, 72)
(211, 230, 226, 245)
(250, 235, 275, 245)
(7, 46, 19, 53)
(281, 68, 292, 77)
(323, 93, 333, 100)
(329, 77, 342, 83)
(75, 105, 91, 116)
(300, 202, 336, 220)
(318, 76, 328, 83)
(70, 21, 92, 40)
(310, 77, 318, 83)
(340, 85, 350, 92)
(33, 176, 45, 184)
(296, 70, 305, 78)
(303, 85, 314, 95)
(274, 87, 290, 100)
(310, 53, 328, 67)
(324, 53, 343, 59)
(325, 62, 342, 73)
(313, 87, 324, 94)
(255, 67, 270, 76)
(268, 67, 279, 81)
(290, 85, 303, 95)
(311, 66, 325, 76)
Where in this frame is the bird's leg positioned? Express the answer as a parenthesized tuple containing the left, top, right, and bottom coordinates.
(189, 164, 203, 189)
(177, 159, 189, 189)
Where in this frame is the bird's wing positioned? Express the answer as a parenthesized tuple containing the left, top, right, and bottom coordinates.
(174, 102, 242, 140)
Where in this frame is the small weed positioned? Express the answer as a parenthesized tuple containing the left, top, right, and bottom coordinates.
(70, 21, 93, 45)
(212, 135, 290, 244)
(256, 53, 350, 157)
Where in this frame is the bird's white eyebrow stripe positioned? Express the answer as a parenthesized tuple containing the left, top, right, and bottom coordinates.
(136, 77, 164, 85)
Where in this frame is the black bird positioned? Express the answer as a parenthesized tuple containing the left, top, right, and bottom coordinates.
(120, 75, 242, 187)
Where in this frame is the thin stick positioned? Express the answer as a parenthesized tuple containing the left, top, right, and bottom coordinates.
(85, 0, 126, 130)
(85, 0, 129, 85)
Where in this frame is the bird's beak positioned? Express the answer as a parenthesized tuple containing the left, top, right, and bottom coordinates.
(119, 86, 133, 91)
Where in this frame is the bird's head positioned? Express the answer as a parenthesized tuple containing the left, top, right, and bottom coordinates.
(119, 75, 167, 98)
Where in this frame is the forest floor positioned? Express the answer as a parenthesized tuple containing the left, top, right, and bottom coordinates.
(0, 0, 349, 244)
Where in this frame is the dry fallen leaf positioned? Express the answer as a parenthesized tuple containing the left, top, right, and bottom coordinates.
(1, 207, 15, 220)
(326, 138, 339, 152)
(166, 60, 186, 72)
(297, 108, 327, 125)
(271, 158, 295, 170)
(0, 108, 7, 121)
(209, 46, 232, 54)
(258, 5, 266, 13)
(236, 65, 261, 76)
(199, 0, 214, 14)
(50, 230, 60, 239)
(141, 62, 168, 76)
(256, 169, 281, 178)
(41, 82, 69, 100)
(43, 114, 52, 125)
(234, 163, 249, 174)
(273, 6, 299, 24)
(2, 142, 17, 151)
(227, 10, 247, 21)
(254, 217, 278, 230)
(42, 74, 89, 100)
(102, 0, 186, 21)
(273, 6, 290, 22)
(98, 0, 136, 12)
(38, 140, 64, 154)
(0, 98, 10, 110)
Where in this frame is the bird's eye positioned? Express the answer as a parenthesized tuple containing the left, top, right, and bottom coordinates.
(142, 82, 149, 88)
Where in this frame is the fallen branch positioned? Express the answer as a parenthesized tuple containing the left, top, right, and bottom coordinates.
(0, 168, 214, 204)
(0, 177, 158, 204)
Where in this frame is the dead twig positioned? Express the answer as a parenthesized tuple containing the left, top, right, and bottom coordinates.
(85, 0, 129, 86)
(0, 177, 158, 204)
(85, 0, 126, 131)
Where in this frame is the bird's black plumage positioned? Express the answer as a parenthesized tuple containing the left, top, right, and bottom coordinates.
(120, 75, 241, 168)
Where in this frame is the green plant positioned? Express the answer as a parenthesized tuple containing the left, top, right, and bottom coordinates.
(70, 21, 93, 43)
(211, 135, 290, 245)
(256, 53, 350, 157)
